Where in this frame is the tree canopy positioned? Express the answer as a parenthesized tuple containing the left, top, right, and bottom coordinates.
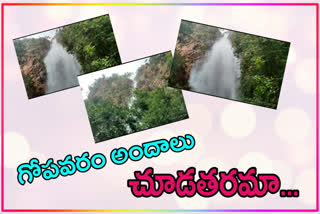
(56, 15, 121, 74)
(229, 32, 290, 108)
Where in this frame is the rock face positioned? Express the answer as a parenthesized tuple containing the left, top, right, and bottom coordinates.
(14, 38, 51, 98)
(176, 41, 205, 82)
(87, 73, 134, 107)
(169, 21, 222, 89)
(178, 34, 219, 84)
(135, 52, 172, 91)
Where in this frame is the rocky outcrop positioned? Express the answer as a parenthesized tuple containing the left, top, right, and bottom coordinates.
(87, 73, 134, 107)
(135, 52, 171, 91)
(176, 41, 205, 82)
(178, 32, 220, 83)
(14, 38, 51, 98)
(169, 22, 221, 89)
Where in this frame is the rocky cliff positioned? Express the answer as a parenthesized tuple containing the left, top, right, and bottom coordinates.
(87, 73, 134, 107)
(169, 21, 221, 89)
(135, 52, 172, 91)
(14, 38, 51, 98)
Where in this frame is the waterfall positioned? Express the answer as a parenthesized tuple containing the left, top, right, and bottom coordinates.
(44, 38, 82, 93)
(189, 32, 240, 99)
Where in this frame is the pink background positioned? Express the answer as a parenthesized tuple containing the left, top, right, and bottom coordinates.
(1, 0, 318, 212)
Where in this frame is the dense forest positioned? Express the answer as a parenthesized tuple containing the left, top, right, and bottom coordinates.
(13, 38, 51, 98)
(229, 32, 290, 108)
(84, 53, 189, 142)
(169, 21, 222, 89)
(56, 15, 121, 74)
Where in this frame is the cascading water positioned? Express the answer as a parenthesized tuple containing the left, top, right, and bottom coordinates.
(44, 38, 82, 93)
(189, 32, 240, 99)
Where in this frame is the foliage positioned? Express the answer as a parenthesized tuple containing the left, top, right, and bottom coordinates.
(85, 97, 135, 142)
(229, 32, 290, 108)
(168, 51, 189, 89)
(86, 86, 188, 143)
(56, 15, 121, 74)
(13, 39, 27, 65)
(87, 73, 134, 106)
(165, 51, 173, 70)
(131, 88, 188, 130)
(21, 72, 39, 98)
(85, 54, 188, 143)
(177, 21, 221, 45)
(177, 21, 195, 44)
(90, 56, 113, 72)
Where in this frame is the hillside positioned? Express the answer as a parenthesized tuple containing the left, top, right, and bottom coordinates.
(135, 53, 172, 90)
(14, 38, 51, 98)
(87, 73, 134, 106)
(169, 21, 222, 89)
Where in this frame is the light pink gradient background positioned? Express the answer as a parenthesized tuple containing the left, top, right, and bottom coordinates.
(1, 0, 318, 212)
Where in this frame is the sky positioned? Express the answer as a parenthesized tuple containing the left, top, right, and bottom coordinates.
(78, 57, 148, 99)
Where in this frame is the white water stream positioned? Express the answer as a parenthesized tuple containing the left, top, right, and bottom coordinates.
(189, 32, 241, 99)
(44, 38, 82, 93)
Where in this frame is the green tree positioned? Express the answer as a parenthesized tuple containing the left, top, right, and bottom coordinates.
(168, 51, 189, 89)
(85, 97, 135, 142)
(177, 21, 195, 44)
(229, 32, 290, 108)
(21, 72, 39, 98)
(56, 15, 121, 73)
(131, 88, 188, 130)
